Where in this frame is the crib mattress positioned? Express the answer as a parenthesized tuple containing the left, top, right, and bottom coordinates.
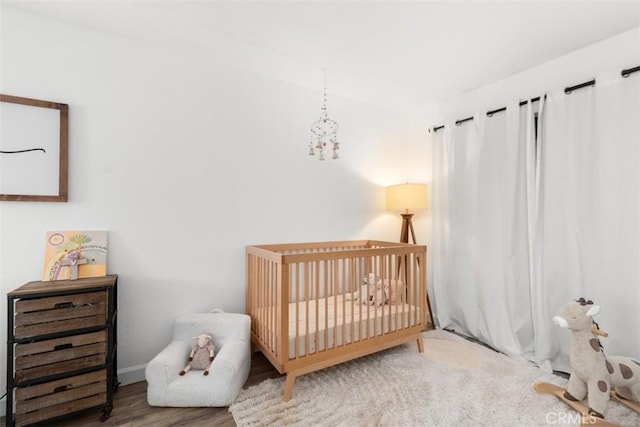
(255, 294, 421, 359)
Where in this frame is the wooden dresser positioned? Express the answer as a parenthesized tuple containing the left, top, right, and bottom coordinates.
(5, 275, 118, 427)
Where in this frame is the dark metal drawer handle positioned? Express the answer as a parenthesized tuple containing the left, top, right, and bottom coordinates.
(54, 302, 73, 309)
(53, 343, 73, 351)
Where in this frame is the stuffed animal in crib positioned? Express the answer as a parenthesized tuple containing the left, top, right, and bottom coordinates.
(553, 298, 640, 418)
(366, 276, 389, 306)
(345, 273, 403, 306)
(346, 273, 376, 303)
(179, 334, 215, 376)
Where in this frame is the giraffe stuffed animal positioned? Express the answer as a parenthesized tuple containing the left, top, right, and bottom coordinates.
(553, 298, 640, 419)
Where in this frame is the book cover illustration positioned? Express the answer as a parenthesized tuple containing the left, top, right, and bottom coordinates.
(43, 230, 108, 281)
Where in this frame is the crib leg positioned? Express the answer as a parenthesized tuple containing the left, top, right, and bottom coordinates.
(416, 336, 424, 353)
(284, 373, 296, 402)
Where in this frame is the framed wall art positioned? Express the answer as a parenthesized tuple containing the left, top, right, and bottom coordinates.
(0, 94, 68, 202)
(43, 230, 108, 281)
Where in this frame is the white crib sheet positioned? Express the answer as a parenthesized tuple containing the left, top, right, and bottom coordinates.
(255, 295, 421, 359)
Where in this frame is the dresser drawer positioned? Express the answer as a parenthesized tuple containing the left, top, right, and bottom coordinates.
(14, 331, 106, 384)
(14, 369, 107, 427)
(14, 291, 107, 339)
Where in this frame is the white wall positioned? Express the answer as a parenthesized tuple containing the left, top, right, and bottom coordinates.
(435, 27, 640, 123)
(405, 104, 438, 311)
(0, 6, 414, 400)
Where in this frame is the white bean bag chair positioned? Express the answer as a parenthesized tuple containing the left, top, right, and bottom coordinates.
(145, 311, 251, 407)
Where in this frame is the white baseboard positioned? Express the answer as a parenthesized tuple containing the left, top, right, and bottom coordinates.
(117, 363, 147, 386)
(0, 364, 148, 419)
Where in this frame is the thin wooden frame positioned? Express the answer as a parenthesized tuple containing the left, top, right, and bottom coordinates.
(0, 94, 68, 202)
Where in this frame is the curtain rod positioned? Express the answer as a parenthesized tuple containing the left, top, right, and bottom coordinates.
(430, 65, 640, 133)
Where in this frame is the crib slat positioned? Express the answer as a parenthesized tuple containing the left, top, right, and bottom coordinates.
(279, 262, 289, 362)
(305, 261, 311, 357)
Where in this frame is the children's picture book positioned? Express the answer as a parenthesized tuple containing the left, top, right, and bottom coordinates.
(43, 230, 108, 281)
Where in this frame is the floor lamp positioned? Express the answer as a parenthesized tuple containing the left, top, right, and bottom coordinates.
(386, 183, 427, 244)
(386, 183, 435, 327)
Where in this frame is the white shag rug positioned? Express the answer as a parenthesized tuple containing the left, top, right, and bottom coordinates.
(230, 330, 640, 426)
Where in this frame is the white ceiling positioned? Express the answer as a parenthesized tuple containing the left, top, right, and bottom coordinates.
(5, 1, 640, 112)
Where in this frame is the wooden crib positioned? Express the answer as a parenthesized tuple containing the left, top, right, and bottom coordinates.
(246, 240, 427, 401)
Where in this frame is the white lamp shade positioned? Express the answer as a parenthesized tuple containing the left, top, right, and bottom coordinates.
(386, 183, 428, 211)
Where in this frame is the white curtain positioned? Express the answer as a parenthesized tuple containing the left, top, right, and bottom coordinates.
(534, 72, 640, 371)
(432, 103, 535, 359)
(432, 71, 640, 368)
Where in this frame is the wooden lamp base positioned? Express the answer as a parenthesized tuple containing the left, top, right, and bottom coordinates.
(399, 213, 417, 244)
(397, 211, 435, 327)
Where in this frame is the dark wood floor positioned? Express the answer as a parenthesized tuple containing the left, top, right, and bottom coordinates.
(1, 352, 283, 427)
(3, 324, 435, 427)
